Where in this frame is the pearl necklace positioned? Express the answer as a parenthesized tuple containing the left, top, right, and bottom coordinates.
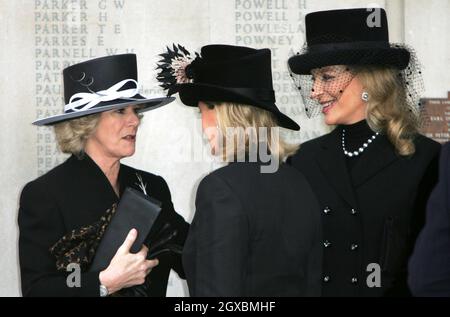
(341, 128, 379, 157)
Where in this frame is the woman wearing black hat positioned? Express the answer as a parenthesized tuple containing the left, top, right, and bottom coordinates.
(156, 44, 322, 296)
(287, 8, 441, 296)
(18, 54, 189, 297)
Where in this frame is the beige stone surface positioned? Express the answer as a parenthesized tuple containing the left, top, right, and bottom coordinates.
(0, 0, 448, 296)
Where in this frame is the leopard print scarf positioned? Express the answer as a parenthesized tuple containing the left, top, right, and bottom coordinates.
(49, 204, 117, 272)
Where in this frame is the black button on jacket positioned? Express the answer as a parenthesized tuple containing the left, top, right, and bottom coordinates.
(289, 130, 440, 296)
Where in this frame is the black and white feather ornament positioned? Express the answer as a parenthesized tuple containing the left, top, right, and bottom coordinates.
(156, 44, 201, 91)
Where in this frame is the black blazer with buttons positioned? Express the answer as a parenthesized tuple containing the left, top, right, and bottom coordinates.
(289, 128, 440, 296)
(18, 154, 189, 297)
(182, 161, 323, 296)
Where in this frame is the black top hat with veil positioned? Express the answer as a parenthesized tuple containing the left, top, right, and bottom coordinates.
(287, 8, 424, 118)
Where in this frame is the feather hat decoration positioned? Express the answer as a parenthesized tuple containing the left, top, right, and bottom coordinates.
(156, 44, 201, 91)
(154, 44, 300, 130)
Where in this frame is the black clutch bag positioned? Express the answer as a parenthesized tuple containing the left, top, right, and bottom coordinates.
(89, 187, 162, 272)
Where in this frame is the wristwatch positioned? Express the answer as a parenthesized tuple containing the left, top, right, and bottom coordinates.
(99, 284, 109, 297)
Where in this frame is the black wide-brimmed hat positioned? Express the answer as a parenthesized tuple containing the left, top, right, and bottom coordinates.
(288, 8, 411, 74)
(33, 54, 175, 126)
(156, 44, 300, 130)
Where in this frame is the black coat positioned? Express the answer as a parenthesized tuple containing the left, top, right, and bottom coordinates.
(182, 161, 322, 296)
(289, 129, 440, 296)
(18, 154, 189, 297)
(408, 142, 450, 296)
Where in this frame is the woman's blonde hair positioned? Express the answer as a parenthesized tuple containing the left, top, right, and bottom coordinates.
(355, 66, 420, 156)
(208, 102, 299, 162)
(53, 114, 101, 156)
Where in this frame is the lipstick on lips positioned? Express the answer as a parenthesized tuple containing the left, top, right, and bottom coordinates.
(321, 100, 336, 114)
(122, 134, 136, 142)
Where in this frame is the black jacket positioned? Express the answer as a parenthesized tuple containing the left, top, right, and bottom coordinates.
(289, 129, 440, 296)
(183, 161, 322, 296)
(408, 142, 450, 296)
(18, 154, 189, 297)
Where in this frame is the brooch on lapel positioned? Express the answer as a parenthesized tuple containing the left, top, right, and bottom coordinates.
(135, 172, 148, 195)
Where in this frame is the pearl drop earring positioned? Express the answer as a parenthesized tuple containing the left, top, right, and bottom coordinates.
(361, 91, 369, 102)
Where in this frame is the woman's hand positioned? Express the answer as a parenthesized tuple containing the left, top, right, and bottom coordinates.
(98, 228, 159, 295)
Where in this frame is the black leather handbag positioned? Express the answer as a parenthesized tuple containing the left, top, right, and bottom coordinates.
(89, 187, 163, 272)
(88, 187, 182, 296)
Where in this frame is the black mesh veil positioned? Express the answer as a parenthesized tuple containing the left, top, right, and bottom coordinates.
(288, 43, 426, 125)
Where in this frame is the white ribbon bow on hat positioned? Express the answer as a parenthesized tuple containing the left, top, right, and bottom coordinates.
(64, 79, 140, 113)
